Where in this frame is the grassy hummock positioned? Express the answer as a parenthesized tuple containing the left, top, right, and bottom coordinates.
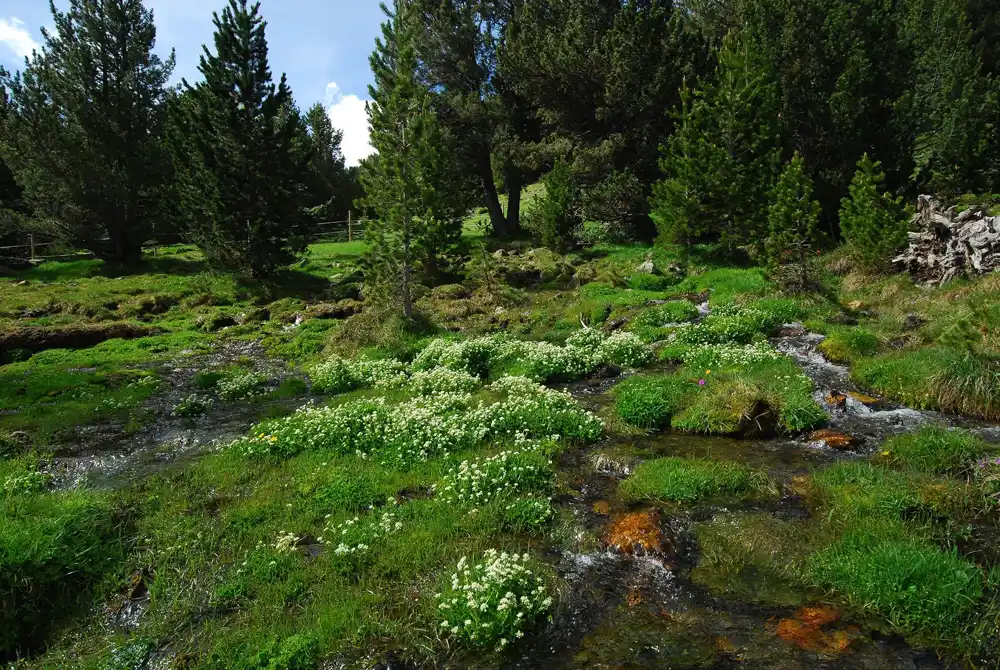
(620, 457, 773, 503)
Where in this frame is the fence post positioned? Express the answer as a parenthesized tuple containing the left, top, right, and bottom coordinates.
(348, 212, 353, 242)
(29, 234, 35, 261)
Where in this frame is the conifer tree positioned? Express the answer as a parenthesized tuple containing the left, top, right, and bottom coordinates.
(766, 153, 820, 292)
(302, 103, 350, 222)
(171, 0, 308, 278)
(649, 32, 781, 256)
(361, 1, 469, 318)
(1, 0, 174, 264)
(530, 159, 579, 253)
(839, 153, 908, 270)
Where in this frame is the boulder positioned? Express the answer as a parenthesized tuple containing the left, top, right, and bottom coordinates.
(893, 195, 1000, 284)
(635, 259, 657, 275)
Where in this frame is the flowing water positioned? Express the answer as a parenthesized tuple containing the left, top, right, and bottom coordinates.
(507, 326, 1000, 670)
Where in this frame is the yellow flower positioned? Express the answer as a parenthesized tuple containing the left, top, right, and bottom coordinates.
(705, 370, 711, 375)
(881, 450, 890, 456)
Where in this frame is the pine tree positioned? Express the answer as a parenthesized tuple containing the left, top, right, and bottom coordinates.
(530, 158, 579, 253)
(1, 0, 174, 265)
(171, 0, 308, 278)
(361, 1, 469, 318)
(649, 33, 781, 256)
(302, 103, 350, 222)
(839, 153, 908, 270)
(766, 153, 820, 292)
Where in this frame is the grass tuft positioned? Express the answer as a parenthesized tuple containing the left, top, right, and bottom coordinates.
(620, 457, 773, 503)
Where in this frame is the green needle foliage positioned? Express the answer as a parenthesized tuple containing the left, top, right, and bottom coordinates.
(530, 159, 580, 253)
(650, 32, 782, 256)
(170, 0, 309, 278)
(839, 153, 908, 270)
(1, 0, 175, 265)
(765, 153, 820, 292)
(360, 0, 470, 318)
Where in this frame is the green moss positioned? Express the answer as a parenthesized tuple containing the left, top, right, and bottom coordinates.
(883, 425, 992, 474)
(692, 512, 812, 607)
(613, 374, 689, 429)
(817, 325, 881, 362)
(626, 273, 672, 291)
(620, 457, 772, 503)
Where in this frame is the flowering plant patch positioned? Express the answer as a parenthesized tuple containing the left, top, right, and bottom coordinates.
(409, 367, 481, 396)
(439, 443, 554, 508)
(437, 550, 553, 650)
(218, 369, 268, 400)
(172, 393, 213, 418)
(311, 356, 408, 394)
(322, 505, 404, 570)
(683, 342, 785, 369)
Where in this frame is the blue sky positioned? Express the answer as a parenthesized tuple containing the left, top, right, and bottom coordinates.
(0, 0, 383, 164)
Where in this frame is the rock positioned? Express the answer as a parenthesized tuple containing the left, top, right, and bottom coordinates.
(808, 429, 859, 450)
(846, 391, 884, 408)
(605, 317, 628, 332)
(592, 500, 611, 516)
(901, 313, 925, 331)
(15, 280, 28, 286)
(236, 307, 270, 325)
(775, 605, 856, 655)
(604, 509, 665, 555)
(635, 259, 657, 274)
(492, 249, 506, 258)
(198, 314, 236, 332)
(825, 391, 847, 408)
(894, 195, 1000, 284)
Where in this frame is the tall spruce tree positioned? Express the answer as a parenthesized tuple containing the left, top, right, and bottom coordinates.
(0, 70, 23, 240)
(0, 0, 174, 264)
(361, 1, 469, 317)
(171, 0, 308, 278)
(766, 154, 820, 292)
(649, 32, 781, 256)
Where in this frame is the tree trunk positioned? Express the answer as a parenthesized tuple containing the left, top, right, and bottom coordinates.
(505, 168, 523, 237)
(475, 149, 508, 237)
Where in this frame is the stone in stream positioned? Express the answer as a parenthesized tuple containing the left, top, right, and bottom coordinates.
(845, 391, 885, 408)
(808, 429, 860, 451)
(604, 509, 666, 556)
(774, 604, 859, 655)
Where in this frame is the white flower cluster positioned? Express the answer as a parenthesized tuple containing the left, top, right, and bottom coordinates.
(218, 370, 268, 400)
(324, 504, 403, 557)
(233, 376, 603, 462)
(440, 441, 553, 508)
(3, 470, 51, 495)
(437, 550, 553, 650)
(273, 531, 300, 553)
(408, 367, 482, 396)
(172, 393, 214, 418)
(683, 342, 785, 369)
(311, 356, 408, 394)
(597, 332, 654, 368)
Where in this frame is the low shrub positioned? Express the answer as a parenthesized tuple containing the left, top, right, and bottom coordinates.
(620, 457, 771, 502)
(613, 374, 689, 429)
(883, 425, 993, 474)
(437, 550, 553, 651)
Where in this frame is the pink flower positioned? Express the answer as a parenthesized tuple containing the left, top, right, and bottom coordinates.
(698, 379, 706, 386)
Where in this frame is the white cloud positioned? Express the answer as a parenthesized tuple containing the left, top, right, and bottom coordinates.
(324, 82, 374, 167)
(0, 17, 39, 59)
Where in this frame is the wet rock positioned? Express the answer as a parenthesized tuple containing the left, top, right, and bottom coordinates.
(808, 429, 859, 451)
(126, 568, 152, 601)
(774, 604, 859, 655)
(846, 391, 885, 408)
(0, 322, 161, 353)
(902, 313, 925, 331)
(605, 317, 627, 332)
(604, 509, 666, 556)
(589, 452, 636, 477)
(592, 500, 611, 516)
(825, 391, 847, 408)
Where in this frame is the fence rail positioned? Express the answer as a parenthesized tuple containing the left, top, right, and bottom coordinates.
(0, 215, 362, 263)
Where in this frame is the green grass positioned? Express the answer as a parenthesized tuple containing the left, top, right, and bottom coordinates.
(0, 487, 125, 657)
(817, 325, 882, 362)
(620, 457, 772, 503)
(808, 526, 985, 649)
(671, 268, 768, 304)
(882, 425, 993, 474)
(613, 374, 690, 429)
(853, 347, 1000, 420)
(811, 462, 925, 523)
